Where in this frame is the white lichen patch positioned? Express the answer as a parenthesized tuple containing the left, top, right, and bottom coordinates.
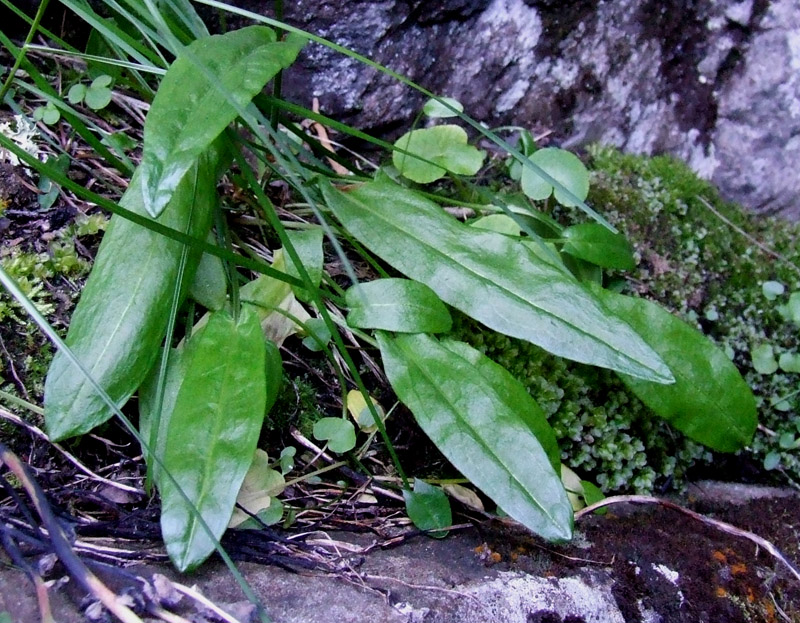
(652, 563, 685, 606)
(0, 114, 40, 168)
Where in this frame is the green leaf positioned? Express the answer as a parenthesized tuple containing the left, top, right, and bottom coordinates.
(593, 287, 757, 452)
(762, 281, 785, 301)
(752, 343, 779, 375)
(763, 451, 781, 470)
(91, 74, 113, 89)
(284, 227, 324, 301)
(301, 317, 331, 352)
(188, 236, 227, 311)
(788, 292, 800, 324)
(521, 148, 589, 207)
(278, 446, 296, 475)
(377, 332, 572, 541)
(37, 154, 69, 210)
(580, 480, 606, 509)
(392, 125, 485, 184)
(312, 417, 356, 453)
(84, 80, 112, 110)
(67, 83, 86, 105)
(322, 179, 672, 382)
(138, 346, 189, 479)
(562, 223, 636, 271)
(470, 214, 522, 236)
(422, 96, 464, 119)
(779, 352, 800, 373)
(345, 278, 452, 333)
(41, 103, 60, 125)
(44, 146, 224, 441)
(403, 478, 452, 538)
(779, 433, 798, 450)
(141, 26, 304, 217)
(159, 307, 267, 571)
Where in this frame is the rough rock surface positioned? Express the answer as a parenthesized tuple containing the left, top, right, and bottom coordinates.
(1, 482, 798, 622)
(231, 0, 800, 217)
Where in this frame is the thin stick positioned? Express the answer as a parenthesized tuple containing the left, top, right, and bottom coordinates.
(0, 444, 144, 623)
(171, 582, 242, 623)
(576, 495, 800, 583)
(697, 196, 800, 276)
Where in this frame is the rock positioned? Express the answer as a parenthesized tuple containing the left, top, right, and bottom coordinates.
(232, 0, 799, 218)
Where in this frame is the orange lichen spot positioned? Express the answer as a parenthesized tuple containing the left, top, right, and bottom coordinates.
(474, 544, 487, 555)
(715, 586, 728, 598)
(712, 550, 727, 564)
(510, 552, 519, 562)
(490, 551, 502, 564)
(763, 599, 776, 623)
(730, 562, 748, 576)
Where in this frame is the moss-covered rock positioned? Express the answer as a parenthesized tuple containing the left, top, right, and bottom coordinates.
(457, 146, 800, 494)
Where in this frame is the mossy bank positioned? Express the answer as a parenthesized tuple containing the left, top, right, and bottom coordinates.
(457, 145, 800, 494)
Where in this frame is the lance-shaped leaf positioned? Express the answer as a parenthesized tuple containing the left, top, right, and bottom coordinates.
(346, 278, 452, 333)
(141, 26, 304, 217)
(158, 307, 267, 572)
(322, 179, 672, 382)
(593, 286, 758, 452)
(44, 147, 223, 441)
(562, 223, 636, 271)
(378, 332, 573, 542)
(284, 227, 324, 302)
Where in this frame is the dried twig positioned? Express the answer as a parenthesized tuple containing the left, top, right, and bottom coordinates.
(0, 443, 144, 623)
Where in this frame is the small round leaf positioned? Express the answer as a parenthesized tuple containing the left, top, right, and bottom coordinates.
(393, 125, 485, 184)
(521, 147, 589, 207)
(751, 343, 778, 375)
(313, 417, 356, 453)
(403, 478, 452, 538)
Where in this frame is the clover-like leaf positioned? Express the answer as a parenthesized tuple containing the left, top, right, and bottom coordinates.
(752, 343, 778, 374)
(313, 417, 356, 453)
(403, 478, 452, 538)
(393, 125, 485, 184)
(779, 352, 800, 373)
(84, 77, 113, 110)
(521, 147, 589, 207)
(762, 281, 785, 301)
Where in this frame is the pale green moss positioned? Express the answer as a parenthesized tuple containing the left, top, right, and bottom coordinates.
(0, 213, 107, 410)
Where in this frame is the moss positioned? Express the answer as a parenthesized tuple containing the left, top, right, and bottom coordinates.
(457, 146, 800, 494)
(0, 213, 106, 416)
(267, 372, 328, 439)
(587, 146, 800, 483)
